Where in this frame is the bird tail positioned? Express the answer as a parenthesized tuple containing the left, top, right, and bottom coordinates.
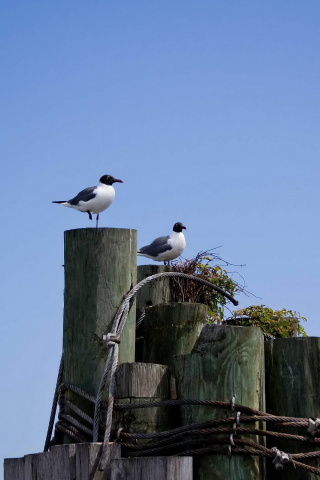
(52, 201, 67, 204)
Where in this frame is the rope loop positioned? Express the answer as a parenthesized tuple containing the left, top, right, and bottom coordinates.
(271, 447, 290, 470)
(103, 333, 121, 346)
(307, 418, 320, 437)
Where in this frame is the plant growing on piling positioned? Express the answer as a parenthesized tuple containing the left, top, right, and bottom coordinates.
(168, 251, 308, 338)
(227, 305, 308, 338)
(167, 250, 243, 322)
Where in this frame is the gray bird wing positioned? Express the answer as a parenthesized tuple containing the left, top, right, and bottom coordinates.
(68, 186, 96, 205)
(138, 235, 172, 257)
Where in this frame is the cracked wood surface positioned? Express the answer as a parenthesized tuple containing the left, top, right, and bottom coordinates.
(63, 228, 137, 426)
(173, 324, 265, 480)
(265, 338, 320, 480)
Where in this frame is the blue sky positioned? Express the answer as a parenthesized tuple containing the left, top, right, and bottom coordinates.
(1, 0, 320, 471)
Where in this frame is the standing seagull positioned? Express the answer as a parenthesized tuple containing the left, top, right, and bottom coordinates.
(53, 175, 123, 228)
(137, 222, 186, 264)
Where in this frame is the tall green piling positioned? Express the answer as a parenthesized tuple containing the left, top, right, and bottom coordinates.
(63, 228, 137, 425)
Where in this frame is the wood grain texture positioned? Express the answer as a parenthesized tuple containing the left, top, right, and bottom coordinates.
(136, 265, 171, 362)
(63, 228, 137, 427)
(174, 324, 266, 480)
(4, 457, 25, 480)
(113, 362, 175, 441)
(143, 303, 208, 368)
(115, 363, 170, 399)
(4, 445, 76, 480)
(265, 338, 320, 480)
(3, 443, 120, 480)
(110, 457, 193, 480)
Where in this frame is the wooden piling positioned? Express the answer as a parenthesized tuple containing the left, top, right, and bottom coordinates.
(63, 228, 137, 425)
(136, 265, 170, 361)
(113, 362, 175, 438)
(110, 457, 193, 480)
(143, 303, 208, 368)
(4, 443, 121, 480)
(174, 324, 266, 480)
(265, 337, 320, 480)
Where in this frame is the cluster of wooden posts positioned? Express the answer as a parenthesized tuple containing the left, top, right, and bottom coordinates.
(4, 229, 320, 480)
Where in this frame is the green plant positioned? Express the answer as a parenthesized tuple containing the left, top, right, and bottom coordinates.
(168, 250, 242, 322)
(227, 305, 308, 338)
(168, 251, 308, 338)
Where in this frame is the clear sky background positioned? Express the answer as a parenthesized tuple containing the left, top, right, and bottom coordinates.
(1, 0, 319, 472)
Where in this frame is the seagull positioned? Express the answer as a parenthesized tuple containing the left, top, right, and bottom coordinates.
(53, 174, 123, 228)
(137, 222, 186, 264)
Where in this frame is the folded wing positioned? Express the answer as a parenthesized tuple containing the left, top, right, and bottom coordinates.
(138, 235, 172, 257)
(69, 187, 96, 205)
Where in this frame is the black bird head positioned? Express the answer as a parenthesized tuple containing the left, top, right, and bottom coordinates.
(100, 175, 124, 185)
(173, 222, 186, 233)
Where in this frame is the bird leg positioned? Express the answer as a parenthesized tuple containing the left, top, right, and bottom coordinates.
(87, 211, 92, 220)
(96, 214, 99, 228)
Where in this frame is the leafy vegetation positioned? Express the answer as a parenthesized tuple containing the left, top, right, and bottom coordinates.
(168, 250, 243, 322)
(227, 305, 308, 338)
(168, 251, 308, 338)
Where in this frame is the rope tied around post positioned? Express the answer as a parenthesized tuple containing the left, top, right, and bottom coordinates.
(92, 270, 239, 469)
(103, 333, 121, 346)
(271, 447, 290, 470)
(308, 418, 320, 437)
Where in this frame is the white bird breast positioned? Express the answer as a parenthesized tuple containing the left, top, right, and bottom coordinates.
(78, 184, 115, 214)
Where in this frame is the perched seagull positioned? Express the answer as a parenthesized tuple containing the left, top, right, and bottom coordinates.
(53, 174, 123, 228)
(137, 222, 186, 264)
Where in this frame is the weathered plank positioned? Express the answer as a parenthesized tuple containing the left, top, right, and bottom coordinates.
(136, 265, 170, 362)
(4, 445, 77, 480)
(75, 443, 102, 480)
(143, 303, 208, 368)
(4, 457, 25, 480)
(110, 457, 193, 480)
(173, 324, 266, 480)
(265, 338, 320, 480)
(113, 363, 175, 439)
(63, 228, 137, 432)
(4, 443, 120, 480)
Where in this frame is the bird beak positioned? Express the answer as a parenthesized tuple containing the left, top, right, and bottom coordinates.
(114, 179, 124, 183)
(182, 226, 186, 229)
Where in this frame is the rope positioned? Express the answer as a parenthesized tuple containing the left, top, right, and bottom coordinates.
(46, 375, 320, 476)
(136, 310, 145, 329)
(61, 383, 96, 404)
(43, 353, 64, 452)
(93, 271, 239, 469)
(60, 398, 94, 426)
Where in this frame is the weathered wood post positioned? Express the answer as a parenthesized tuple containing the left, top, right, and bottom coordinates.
(174, 324, 266, 480)
(4, 443, 121, 480)
(143, 303, 208, 368)
(111, 457, 193, 480)
(63, 228, 137, 424)
(113, 363, 174, 438)
(136, 265, 170, 361)
(265, 337, 320, 480)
